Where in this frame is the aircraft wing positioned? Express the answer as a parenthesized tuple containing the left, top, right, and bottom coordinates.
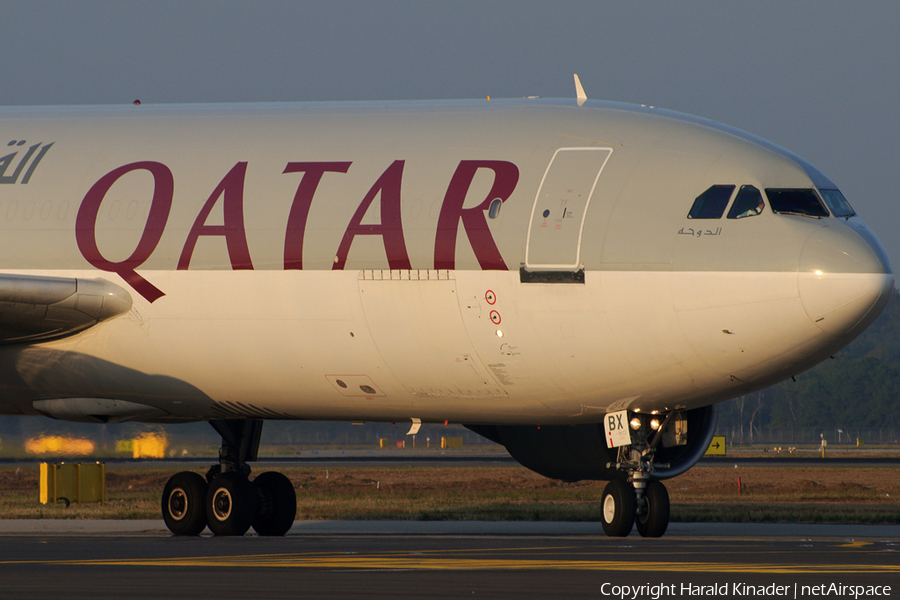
(0, 274, 132, 344)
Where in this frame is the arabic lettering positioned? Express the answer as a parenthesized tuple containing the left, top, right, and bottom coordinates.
(0, 141, 54, 184)
(678, 227, 721, 237)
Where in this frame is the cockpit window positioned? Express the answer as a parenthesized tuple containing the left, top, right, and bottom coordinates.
(819, 189, 856, 218)
(727, 185, 765, 219)
(765, 188, 829, 218)
(688, 185, 735, 219)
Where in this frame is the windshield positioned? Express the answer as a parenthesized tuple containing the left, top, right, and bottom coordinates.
(687, 185, 734, 219)
(727, 185, 765, 219)
(819, 189, 856, 218)
(765, 189, 829, 218)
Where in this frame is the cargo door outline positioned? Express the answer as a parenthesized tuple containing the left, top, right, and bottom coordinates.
(525, 147, 613, 270)
(358, 270, 507, 398)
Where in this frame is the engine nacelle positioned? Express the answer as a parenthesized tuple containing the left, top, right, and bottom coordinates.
(465, 404, 717, 482)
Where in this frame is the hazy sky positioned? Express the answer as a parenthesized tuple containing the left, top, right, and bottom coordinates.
(3, 1, 899, 271)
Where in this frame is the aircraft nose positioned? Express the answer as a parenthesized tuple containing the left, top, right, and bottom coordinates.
(798, 219, 893, 336)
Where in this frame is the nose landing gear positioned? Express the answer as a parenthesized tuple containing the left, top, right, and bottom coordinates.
(635, 479, 670, 538)
(161, 419, 297, 537)
(600, 465, 670, 539)
(599, 479, 635, 537)
(601, 413, 674, 538)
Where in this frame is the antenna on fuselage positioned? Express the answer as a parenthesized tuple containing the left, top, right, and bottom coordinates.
(574, 73, 587, 107)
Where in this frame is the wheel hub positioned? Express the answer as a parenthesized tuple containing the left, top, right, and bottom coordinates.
(168, 488, 188, 520)
(602, 494, 617, 522)
(212, 488, 233, 521)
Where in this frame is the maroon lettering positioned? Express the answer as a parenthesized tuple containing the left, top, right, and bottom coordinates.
(76, 161, 173, 303)
(434, 160, 519, 270)
(283, 161, 352, 269)
(333, 160, 411, 270)
(178, 162, 254, 270)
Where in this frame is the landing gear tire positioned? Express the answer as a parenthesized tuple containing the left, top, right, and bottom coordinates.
(635, 480, 670, 538)
(252, 471, 297, 536)
(162, 471, 209, 536)
(206, 472, 258, 536)
(601, 479, 635, 537)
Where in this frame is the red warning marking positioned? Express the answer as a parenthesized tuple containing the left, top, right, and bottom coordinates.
(485, 290, 496, 305)
(490, 310, 501, 325)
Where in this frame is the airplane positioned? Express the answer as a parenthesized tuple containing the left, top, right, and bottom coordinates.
(0, 76, 891, 538)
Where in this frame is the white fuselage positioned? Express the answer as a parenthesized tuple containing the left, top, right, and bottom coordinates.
(0, 99, 892, 425)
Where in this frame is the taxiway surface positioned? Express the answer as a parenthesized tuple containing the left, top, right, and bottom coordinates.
(0, 521, 897, 600)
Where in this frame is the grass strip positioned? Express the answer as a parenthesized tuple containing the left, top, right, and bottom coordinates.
(1, 465, 897, 524)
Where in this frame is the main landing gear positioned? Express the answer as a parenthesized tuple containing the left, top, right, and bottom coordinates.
(600, 414, 673, 538)
(161, 419, 297, 537)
